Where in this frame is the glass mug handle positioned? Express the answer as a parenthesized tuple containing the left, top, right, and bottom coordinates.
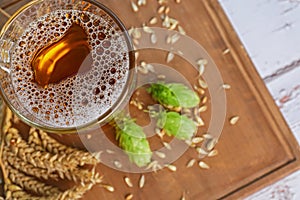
(0, 39, 13, 74)
(0, 39, 11, 119)
(0, 8, 12, 116)
(0, 8, 12, 72)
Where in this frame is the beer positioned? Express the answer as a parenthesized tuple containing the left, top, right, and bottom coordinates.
(31, 23, 92, 87)
(9, 9, 132, 128)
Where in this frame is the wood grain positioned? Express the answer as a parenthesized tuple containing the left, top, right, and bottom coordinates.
(0, 0, 32, 27)
(1, 0, 22, 9)
(1, 0, 300, 199)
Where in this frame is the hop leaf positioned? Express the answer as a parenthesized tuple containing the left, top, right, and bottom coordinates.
(114, 115, 152, 167)
(157, 111, 197, 140)
(148, 83, 200, 108)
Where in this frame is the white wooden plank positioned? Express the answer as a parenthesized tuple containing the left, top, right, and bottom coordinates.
(267, 67, 300, 141)
(219, 0, 300, 199)
(219, 0, 300, 78)
(245, 170, 300, 200)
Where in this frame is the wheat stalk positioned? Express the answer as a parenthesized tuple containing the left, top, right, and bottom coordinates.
(0, 107, 102, 199)
(3, 146, 59, 180)
(5, 128, 78, 172)
(5, 163, 61, 196)
(3, 165, 99, 200)
(31, 129, 98, 166)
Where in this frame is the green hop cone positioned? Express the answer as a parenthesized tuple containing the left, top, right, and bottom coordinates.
(114, 115, 152, 167)
(157, 111, 197, 140)
(148, 82, 200, 109)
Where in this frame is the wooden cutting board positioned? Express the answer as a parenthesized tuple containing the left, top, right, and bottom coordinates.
(1, 0, 300, 199)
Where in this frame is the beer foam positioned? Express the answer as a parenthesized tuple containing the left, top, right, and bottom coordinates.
(10, 9, 131, 128)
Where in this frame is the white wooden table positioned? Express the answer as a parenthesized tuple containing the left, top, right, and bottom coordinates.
(219, 0, 300, 199)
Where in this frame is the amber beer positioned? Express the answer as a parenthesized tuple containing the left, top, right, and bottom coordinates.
(9, 7, 133, 129)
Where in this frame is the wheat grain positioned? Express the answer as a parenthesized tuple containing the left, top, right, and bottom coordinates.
(139, 174, 145, 188)
(101, 184, 115, 192)
(229, 116, 240, 125)
(125, 193, 134, 200)
(208, 149, 218, 157)
(131, 1, 139, 12)
(222, 84, 231, 90)
(186, 158, 196, 168)
(124, 177, 133, 187)
(166, 164, 177, 172)
(166, 51, 174, 63)
(198, 161, 210, 169)
(149, 17, 158, 24)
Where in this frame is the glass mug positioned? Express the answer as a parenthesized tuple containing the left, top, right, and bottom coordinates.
(0, 0, 136, 133)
